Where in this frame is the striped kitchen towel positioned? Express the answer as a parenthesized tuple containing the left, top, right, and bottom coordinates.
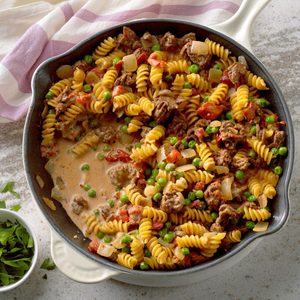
(0, 0, 241, 122)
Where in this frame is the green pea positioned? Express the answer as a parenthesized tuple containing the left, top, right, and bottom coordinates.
(175, 172, 184, 180)
(183, 82, 192, 89)
(115, 186, 122, 192)
(120, 194, 129, 204)
(188, 140, 196, 148)
(145, 168, 152, 177)
(266, 115, 276, 124)
(90, 118, 99, 128)
(181, 139, 188, 148)
(170, 136, 178, 145)
(164, 74, 173, 82)
(122, 246, 131, 254)
(135, 142, 142, 148)
(274, 166, 283, 175)
(165, 222, 171, 229)
(200, 200, 207, 209)
(96, 231, 105, 239)
(107, 199, 115, 208)
(250, 125, 257, 135)
(256, 98, 270, 108)
(248, 195, 256, 202)
(189, 64, 199, 73)
(153, 192, 162, 202)
(48, 109, 56, 115)
(159, 228, 168, 238)
(165, 163, 175, 172)
(46, 91, 54, 99)
(157, 177, 167, 187)
(206, 126, 213, 134)
(121, 125, 128, 134)
(122, 235, 133, 244)
(149, 120, 157, 128)
(83, 184, 91, 191)
(180, 247, 190, 256)
(188, 192, 196, 201)
(88, 189, 97, 198)
(243, 191, 251, 199)
(151, 169, 159, 177)
(195, 190, 204, 198)
(271, 148, 279, 156)
(246, 221, 255, 230)
(213, 63, 222, 70)
(247, 149, 256, 158)
(93, 209, 100, 216)
(184, 198, 192, 205)
(124, 116, 132, 125)
(278, 147, 288, 156)
(103, 144, 110, 152)
(97, 152, 105, 161)
(203, 95, 209, 102)
(235, 170, 245, 180)
(81, 163, 90, 171)
(103, 91, 112, 101)
(192, 157, 201, 167)
(211, 211, 218, 221)
(140, 262, 150, 270)
(103, 236, 112, 243)
(158, 162, 166, 169)
(163, 232, 174, 242)
(144, 249, 151, 257)
(152, 44, 161, 52)
(112, 57, 121, 65)
(211, 127, 219, 133)
(83, 84, 92, 92)
(225, 111, 232, 120)
(84, 54, 93, 64)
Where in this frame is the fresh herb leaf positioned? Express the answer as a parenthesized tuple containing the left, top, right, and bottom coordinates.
(40, 258, 56, 270)
(0, 201, 6, 209)
(0, 181, 20, 199)
(10, 204, 21, 212)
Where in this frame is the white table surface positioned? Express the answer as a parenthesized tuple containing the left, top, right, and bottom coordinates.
(1, 0, 300, 299)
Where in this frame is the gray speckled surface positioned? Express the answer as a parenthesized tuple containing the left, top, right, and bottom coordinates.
(1, 0, 300, 299)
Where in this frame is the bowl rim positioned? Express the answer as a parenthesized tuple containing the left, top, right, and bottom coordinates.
(24, 18, 294, 276)
(0, 209, 38, 292)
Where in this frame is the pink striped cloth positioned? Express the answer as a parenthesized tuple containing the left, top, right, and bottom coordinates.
(0, 0, 241, 122)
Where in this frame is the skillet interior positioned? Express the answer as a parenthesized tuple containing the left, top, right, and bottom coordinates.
(24, 19, 294, 276)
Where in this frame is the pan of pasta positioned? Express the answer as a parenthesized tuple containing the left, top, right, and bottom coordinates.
(23, 4, 294, 287)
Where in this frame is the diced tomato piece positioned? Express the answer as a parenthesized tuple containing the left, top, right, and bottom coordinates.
(194, 182, 205, 190)
(137, 52, 148, 64)
(88, 239, 99, 254)
(194, 127, 205, 141)
(112, 85, 125, 97)
(220, 70, 234, 87)
(191, 200, 202, 209)
(105, 149, 131, 163)
(215, 134, 222, 147)
(166, 149, 181, 163)
(114, 60, 123, 71)
(197, 102, 225, 120)
(116, 209, 129, 222)
(128, 205, 144, 216)
(147, 53, 166, 67)
(76, 92, 91, 106)
(147, 57, 161, 67)
(152, 222, 164, 231)
(243, 102, 256, 121)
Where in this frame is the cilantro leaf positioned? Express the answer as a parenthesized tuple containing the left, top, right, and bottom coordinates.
(0, 201, 6, 209)
(40, 258, 56, 270)
(0, 181, 21, 199)
(10, 204, 21, 212)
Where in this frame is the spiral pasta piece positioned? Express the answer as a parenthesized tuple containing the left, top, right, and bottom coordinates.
(124, 184, 149, 206)
(171, 74, 185, 94)
(257, 169, 279, 187)
(144, 256, 176, 270)
(205, 38, 230, 60)
(183, 208, 213, 223)
(169, 213, 188, 225)
(72, 133, 99, 156)
(180, 221, 208, 236)
(84, 214, 101, 235)
(176, 235, 209, 249)
(142, 206, 168, 223)
(127, 118, 144, 133)
(102, 68, 118, 89)
(195, 143, 216, 171)
(41, 112, 56, 145)
(139, 218, 153, 243)
(243, 207, 271, 222)
(207, 83, 228, 105)
(147, 237, 168, 264)
(150, 66, 163, 88)
(93, 37, 116, 60)
(200, 232, 226, 257)
(183, 170, 214, 184)
(130, 143, 158, 161)
(125, 103, 142, 116)
(215, 56, 237, 70)
(186, 95, 200, 126)
(136, 64, 150, 93)
(263, 183, 276, 199)
(49, 79, 71, 96)
(117, 253, 138, 269)
(245, 71, 268, 90)
(247, 138, 273, 164)
(144, 125, 165, 144)
(86, 98, 111, 114)
(167, 60, 189, 74)
(60, 103, 85, 123)
(186, 74, 209, 92)
(172, 177, 188, 192)
(98, 220, 128, 234)
(226, 230, 241, 243)
(130, 239, 144, 263)
(138, 97, 155, 116)
(113, 92, 136, 110)
(248, 177, 263, 198)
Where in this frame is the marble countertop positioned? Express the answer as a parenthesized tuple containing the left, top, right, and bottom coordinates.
(1, 0, 300, 299)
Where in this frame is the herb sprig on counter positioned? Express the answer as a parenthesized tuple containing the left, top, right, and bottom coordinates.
(0, 220, 34, 286)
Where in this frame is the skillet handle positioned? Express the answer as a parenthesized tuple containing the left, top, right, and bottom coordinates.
(50, 229, 120, 283)
(210, 0, 271, 51)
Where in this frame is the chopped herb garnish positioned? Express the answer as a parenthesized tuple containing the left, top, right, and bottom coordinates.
(0, 200, 6, 208)
(0, 181, 20, 199)
(10, 204, 21, 212)
(40, 258, 56, 270)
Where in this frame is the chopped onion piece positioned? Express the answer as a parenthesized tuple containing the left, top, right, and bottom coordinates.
(122, 54, 137, 72)
(209, 120, 222, 128)
(174, 246, 185, 261)
(144, 185, 158, 198)
(51, 186, 64, 202)
(215, 165, 229, 174)
(156, 145, 169, 163)
(181, 148, 196, 159)
(258, 194, 268, 208)
(111, 232, 125, 249)
(228, 87, 236, 97)
(208, 68, 222, 83)
(190, 41, 209, 55)
(36, 174, 44, 189)
(220, 176, 234, 200)
(253, 221, 269, 232)
(175, 164, 196, 173)
(238, 55, 248, 68)
(97, 242, 116, 257)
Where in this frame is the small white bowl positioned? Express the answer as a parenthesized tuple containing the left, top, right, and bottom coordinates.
(0, 209, 38, 292)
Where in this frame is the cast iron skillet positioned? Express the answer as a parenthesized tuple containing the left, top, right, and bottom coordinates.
(23, 19, 294, 281)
